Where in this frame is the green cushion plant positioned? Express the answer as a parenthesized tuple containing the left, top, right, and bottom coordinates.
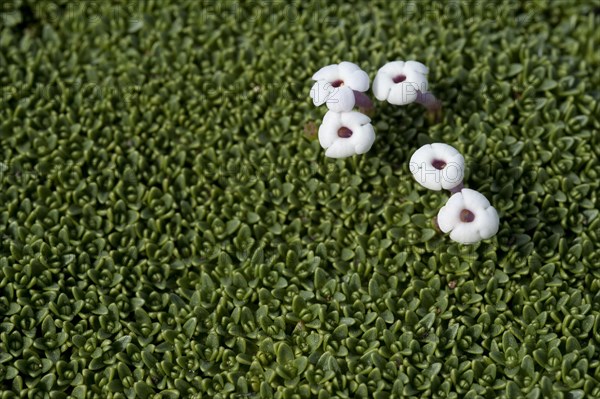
(1, 0, 599, 398)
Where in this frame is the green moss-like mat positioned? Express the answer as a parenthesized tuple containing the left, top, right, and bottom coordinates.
(1, 1, 599, 398)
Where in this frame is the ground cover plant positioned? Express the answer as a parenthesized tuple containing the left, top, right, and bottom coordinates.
(1, 0, 599, 398)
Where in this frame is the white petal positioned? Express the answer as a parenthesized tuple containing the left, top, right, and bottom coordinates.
(349, 123, 376, 154)
(373, 61, 406, 101)
(341, 110, 371, 127)
(345, 69, 370, 92)
(372, 71, 393, 101)
(404, 71, 429, 94)
(325, 139, 357, 158)
(310, 80, 331, 106)
(437, 192, 465, 232)
(461, 189, 491, 212)
(312, 64, 340, 82)
(439, 152, 465, 190)
(379, 61, 406, 77)
(431, 143, 460, 160)
(478, 206, 500, 239)
(404, 61, 429, 94)
(337, 61, 361, 77)
(322, 109, 342, 125)
(387, 82, 419, 105)
(419, 171, 443, 191)
(318, 112, 342, 149)
(326, 86, 355, 112)
(409, 144, 432, 174)
(449, 223, 484, 244)
(409, 144, 442, 190)
(405, 61, 429, 75)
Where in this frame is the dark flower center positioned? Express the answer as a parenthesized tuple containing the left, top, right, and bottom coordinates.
(432, 159, 446, 170)
(460, 209, 475, 223)
(393, 74, 407, 83)
(331, 79, 344, 88)
(337, 127, 353, 138)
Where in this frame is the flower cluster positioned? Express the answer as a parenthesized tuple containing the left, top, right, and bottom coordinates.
(309, 61, 496, 244)
(410, 144, 500, 244)
(310, 62, 376, 159)
(310, 60, 441, 159)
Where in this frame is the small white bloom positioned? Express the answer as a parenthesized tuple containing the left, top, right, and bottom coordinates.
(373, 60, 429, 105)
(310, 62, 370, 112)
(409, 143, 465, 191)
(318, 111, 375, 158)
(437, 189, 500, 244)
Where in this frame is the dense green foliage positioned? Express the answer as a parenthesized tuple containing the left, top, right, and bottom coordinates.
(1, 0, 599, 398)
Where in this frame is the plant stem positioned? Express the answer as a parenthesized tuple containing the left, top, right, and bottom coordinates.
(353, 91, 373, 110)
(415, 91, 442, 112)
(448, 182, 464, 195)
(417, 91, 442, 124)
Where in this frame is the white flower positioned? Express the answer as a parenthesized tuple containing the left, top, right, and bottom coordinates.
(373, 61, 429, 105)
(437, 189, 500, 244)
(409, 143, 465, 191)
(310, 62, 370, 112)
(318, 111, 375, 158)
